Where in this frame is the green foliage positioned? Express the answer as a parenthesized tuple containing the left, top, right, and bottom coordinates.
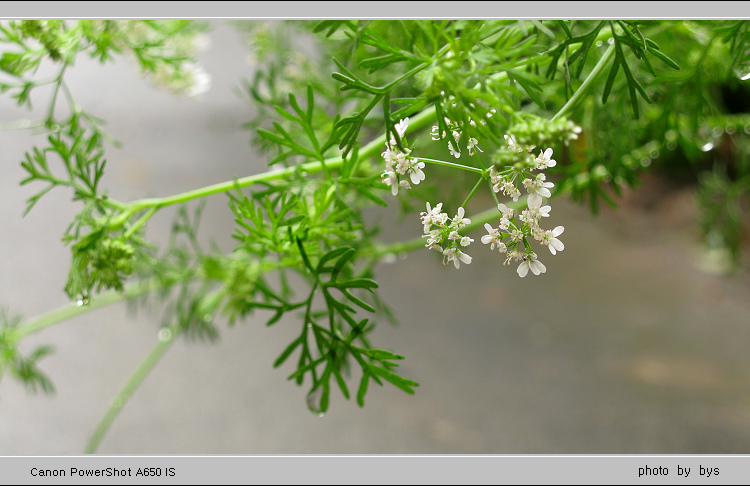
(0, 310, 55, 394)
(3, 19, 750, 450)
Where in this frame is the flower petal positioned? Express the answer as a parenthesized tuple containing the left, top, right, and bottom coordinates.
(527, 193, 542, 209)
(517, 262, 529, 277)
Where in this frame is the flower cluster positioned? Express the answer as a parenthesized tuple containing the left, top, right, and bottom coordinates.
(481, 135, 565, 277)
(381, 118, 426, 196)
(430, 93, 495, 158)
(420, 203, 474, 269)
(377, 107, 570, 278)
(111, 21, 213, 98)
(506, 116, 583, 148)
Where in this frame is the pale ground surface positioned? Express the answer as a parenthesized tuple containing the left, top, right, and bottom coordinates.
(2, 22, 750, 454)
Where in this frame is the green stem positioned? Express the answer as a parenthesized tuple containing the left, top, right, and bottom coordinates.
(552, 43, 615, 122)
(123, 207, 157, 239)
(0, 118, 47, 130)
(417, 158, 484, 175)
(106, 105, 440, 232)
(461, 176, 486, 208)
(11, 278, 166, 341)
(45, 61, 69, 125)
(84, 322, 181, 454)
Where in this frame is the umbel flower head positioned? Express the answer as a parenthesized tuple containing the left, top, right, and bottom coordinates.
(476, 135, 566, 277)
(420, 203, 474, 269)
(381, 118, 426, 196)
(413, 119, 568, 278)
(430, 95, 493, 158)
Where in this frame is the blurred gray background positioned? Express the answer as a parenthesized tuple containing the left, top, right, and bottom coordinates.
(2, 21, 750, 454)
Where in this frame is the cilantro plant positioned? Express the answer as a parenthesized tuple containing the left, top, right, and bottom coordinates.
(1, 19, 749, 453)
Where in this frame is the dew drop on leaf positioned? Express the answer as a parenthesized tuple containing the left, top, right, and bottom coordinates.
(158, 328, 173, 342)
(733, 63, 750, 81)
(701, 142, 714, 152)
(306, 387, 324, 416)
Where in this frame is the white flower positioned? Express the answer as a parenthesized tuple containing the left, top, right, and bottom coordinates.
(481, 223, 506, 252)
(450, 207, 471, 230)
(495, 181, 521, 202)
(423, 229, 443, 250)
(448, 141, 461, 158)
(521, 198, 551, 224)
(504, 134, 524, 153)
(467, 138, 483, 156)
(443, 247, 472, 269)
(184, 63, 212, 98)
(460, 236, 474, 247)
(408, 160, 426, 184)
(524, 173, 555, 208)
(519, 208, 536, 224)
(535, 148, 556, 169)
(381, 121, 425, 195)
(526, 195, 551, 219)
(382, 171, 399, 196)
(395, 118, 409, 139)
(504, 249, 523, 265)
(420, 202, 446, 232)
(497, 203, 514, 220)
(540, 226, 565, 255)
(517, 253, 547, 277)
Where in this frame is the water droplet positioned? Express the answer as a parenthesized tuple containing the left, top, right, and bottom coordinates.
(701, 142, 714, 152)
(640, 157, 651, 167)
(726, 124, 736, 135)
(158, 328, 173, 342)
(382, 253, 397, 264)
(306, 387, 323, 415)
(712, 126, 724, 137)
(667, 141, 677, 151)
(733, 63, 750, 80)
(202, 314, 213, 323)
(596, 40, 603, 47)
(650, 149, 660, 159)
(76, 296, 90, 307)
(607, 37, 615, 45)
